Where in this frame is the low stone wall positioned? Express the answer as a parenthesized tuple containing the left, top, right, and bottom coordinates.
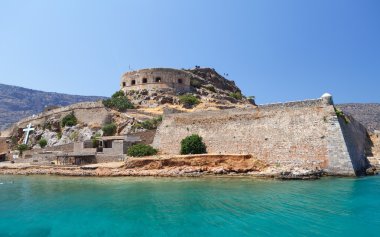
(96, 154, 124, 163)
(14, 154, 57, 165)
(153, 97, 371, 176)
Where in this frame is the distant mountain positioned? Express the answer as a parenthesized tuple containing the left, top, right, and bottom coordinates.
(0, 84, 106, 131)
(337, 103, 380, 133)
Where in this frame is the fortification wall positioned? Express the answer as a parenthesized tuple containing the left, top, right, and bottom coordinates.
(2, 102, 110, 137)
(153, 97, 370, 176)
(0, 137, 8, 155)
(121, 68, 191, 93)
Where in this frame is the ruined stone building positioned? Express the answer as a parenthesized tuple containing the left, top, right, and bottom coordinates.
(120, 68, 191, 93)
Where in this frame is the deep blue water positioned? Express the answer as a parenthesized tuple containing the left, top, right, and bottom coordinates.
(0, 175, 379, 237)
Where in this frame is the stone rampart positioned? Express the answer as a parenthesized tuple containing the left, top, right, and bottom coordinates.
(153, 97, 371, 176)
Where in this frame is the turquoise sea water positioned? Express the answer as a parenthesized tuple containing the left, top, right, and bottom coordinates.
(0, 176, 380, 237)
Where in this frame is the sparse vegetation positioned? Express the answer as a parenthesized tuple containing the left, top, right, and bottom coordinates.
(127, 144, 158, 157)
(335, 108, 350, 124)
(205, 85, 216, 93)
(70, 131, 79, 141)
(102, 123, 117, 136)
(132, 116, 163, 130)
(180, 134, 207, 155)
(103, 91, 134, 112)
(190, 79, 202, 88)
(61, 112, 77, 127)
(38, 139, 47, 148)
(179, 94, 200, 108)
(17, 144, 29, 155)
(57, 132, 62, 140)
(229, 92, 243, 100)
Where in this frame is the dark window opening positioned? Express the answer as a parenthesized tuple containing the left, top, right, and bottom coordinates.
(143, 78, 148, 83)
(104, 141, 112, 148)
(131, 80, 136, 85)
(155, 77, 162, 83)
(178, 79, 183, 84)
(122, 82, 126, 87)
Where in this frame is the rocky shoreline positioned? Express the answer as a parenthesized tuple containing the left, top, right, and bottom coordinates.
(0, 155, 333, 180)
(0, 166, 326, 180)
(1, 154, 375, 180)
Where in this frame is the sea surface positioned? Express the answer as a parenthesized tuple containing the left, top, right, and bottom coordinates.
(0, 175, 379, 237)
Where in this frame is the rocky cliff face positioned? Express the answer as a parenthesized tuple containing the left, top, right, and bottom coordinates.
(337, 103, 380, 133)
(0, 84, 105, 131)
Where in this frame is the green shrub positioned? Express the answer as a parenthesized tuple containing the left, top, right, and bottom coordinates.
(179, 94, 200, 107)
(229, 92, 243, 100)
(17, 144, 29, 155)
(112, 90, 125, 98)
(127, 144, 158, 157)
(180, 134, 207, 155)
(57, 132, 62, 139)
(102, 123, 117, 136)
(205, 85, 216, 93)
(190, 79, 202, 88)
(61, 112, 77, 127)
(133, 116, 163, 130)
(91, 132, 101, 147)
(102, 91, 135, 112)
(38, 139, 47, 148)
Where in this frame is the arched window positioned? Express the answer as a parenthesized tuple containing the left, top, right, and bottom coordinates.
(131, 80, 136, 85)
(142, 78, 148, 83)
(155, 77, 162, 83)
(122, 82, 126, 87)
(178, 79, 183, 84)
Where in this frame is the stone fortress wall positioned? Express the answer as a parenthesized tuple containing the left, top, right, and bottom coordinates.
(153, 95, 371, 176)
(120, 68, 191, 93)
(1, 101, 110, 137)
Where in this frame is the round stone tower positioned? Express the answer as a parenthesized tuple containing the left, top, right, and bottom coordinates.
(120, 68, 191, 93)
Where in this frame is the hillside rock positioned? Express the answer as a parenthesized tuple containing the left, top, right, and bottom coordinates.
(0, 84, 105, 131)
(337, 103, 380, 133)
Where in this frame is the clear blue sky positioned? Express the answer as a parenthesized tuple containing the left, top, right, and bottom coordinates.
(0, 0, 379, 104)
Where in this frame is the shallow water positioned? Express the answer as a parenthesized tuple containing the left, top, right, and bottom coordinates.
(0, 175, 379, 237)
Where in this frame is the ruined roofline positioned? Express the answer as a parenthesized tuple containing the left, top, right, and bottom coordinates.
(121, 68, 189, 76)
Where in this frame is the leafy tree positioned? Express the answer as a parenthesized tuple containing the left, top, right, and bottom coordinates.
(103, 91, 134, 112)
(112, 90, 125, 98)
(180, 134, 207, 155)
(127, 144, 158, 157)
(61, 112, 78, 127)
